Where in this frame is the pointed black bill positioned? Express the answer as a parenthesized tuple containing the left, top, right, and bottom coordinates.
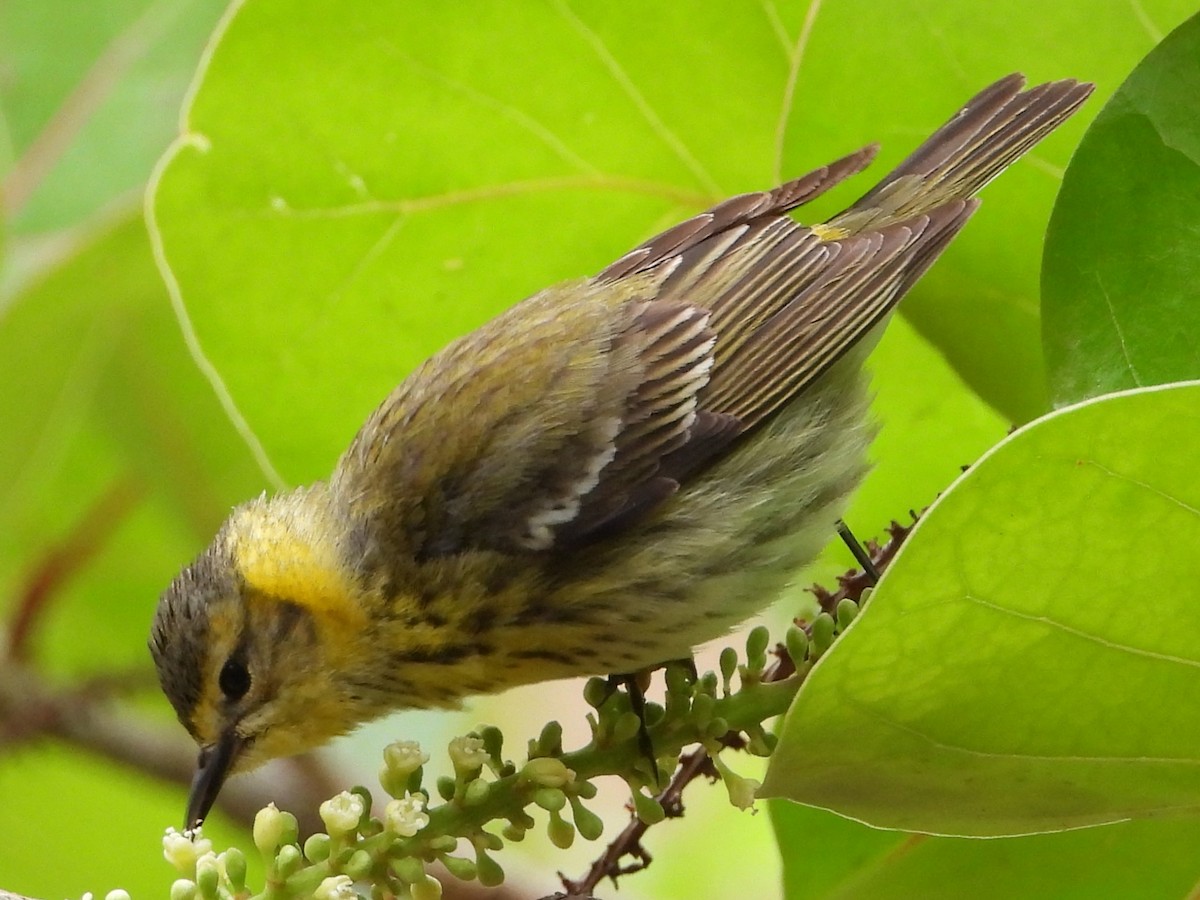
(185, 729, 244, 831)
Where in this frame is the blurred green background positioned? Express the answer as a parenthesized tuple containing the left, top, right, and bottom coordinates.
(3, 1, 1199, 898)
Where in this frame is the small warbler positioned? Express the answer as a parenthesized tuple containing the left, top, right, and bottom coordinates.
(151, 73, 1091, 829)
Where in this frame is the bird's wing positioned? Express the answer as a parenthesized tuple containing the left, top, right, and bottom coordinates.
(333, 194, 973, 560)
(334, 74, 1093, 560)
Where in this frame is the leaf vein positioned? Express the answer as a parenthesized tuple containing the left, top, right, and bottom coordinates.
(551, 0, 720, 194)
(963, 593, 1200, 669)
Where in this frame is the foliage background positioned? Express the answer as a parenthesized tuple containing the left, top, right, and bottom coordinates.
(2, 1, 1199, 898)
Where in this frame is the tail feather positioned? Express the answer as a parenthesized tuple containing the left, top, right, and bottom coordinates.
(829, 75, 1093, 233)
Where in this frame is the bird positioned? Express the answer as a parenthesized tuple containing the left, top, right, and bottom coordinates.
(150, 73, 1093, 830)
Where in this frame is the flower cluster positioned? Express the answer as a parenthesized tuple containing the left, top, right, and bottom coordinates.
(160, 623, 829, 898)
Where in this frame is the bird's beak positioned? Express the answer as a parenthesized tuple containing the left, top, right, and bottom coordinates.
(185, 729, 245, 831)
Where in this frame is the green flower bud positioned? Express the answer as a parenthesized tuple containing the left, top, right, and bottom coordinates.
(480, 831, 504, 852)
(278, 811, 300, 848)
(169, 880, 197, 900)
(784, 625, 809, 666)
(611, 711, 642, 744)
(275, 844, 303, 879)
(836, 597, 859, 631)
(632, 791, 665, 824)
(344, 849, 373, 880)
(811, 612, 836, 657)
(574, 779, 599, 800)
(744, 724, 775, 757)
(252, 803, 286, 859)
(520, 756, 573, 788)
(436, 775, 456, 801)
(533, 788, 566, 812)
(643, 701, 665, 728)
(475, 849, 505, 887)
(411, 874, 443, 900)
(462, 777, 491, 807)
(746, 625, 771, 671)
(438, 853, 477, 882)
(304, 833, 332, 863)
(509, 808, 536, 831)
(705, 716, 730, 740)
(195, 854, 219, 899)
(719, 646, 738, 694)
(501, 822, 526, 842)
(427, 835, 458, 853)
(664, 664, 691, 697)
(392, 855, 425, 885)
(547, 809, 575, 849)
(535, 720, 563, 756)
(583, 676, 611, 709)
(568, 795, 604, 841)
(221, 848, 247, 890)
(478, 725, 504, 764)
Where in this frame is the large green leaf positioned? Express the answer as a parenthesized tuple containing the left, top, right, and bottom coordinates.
(150, 0, 1192, 489)
(772, 803, 1200, 900)
(1042, 11, 1200, 406)
(762, 383, 1200, 836)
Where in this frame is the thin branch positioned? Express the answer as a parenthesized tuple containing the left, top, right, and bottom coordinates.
(558, 744, 717, 897)
(0, 660, 334, 835)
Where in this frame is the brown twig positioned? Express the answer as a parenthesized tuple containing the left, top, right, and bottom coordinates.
(0, 660, 332, 833)
(557, 747, 717, 898)
(6, 478, 142, 662)
(809, 518, 916, 616)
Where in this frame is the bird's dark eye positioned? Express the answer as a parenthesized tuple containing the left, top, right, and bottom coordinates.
(218, 658, 251, 700)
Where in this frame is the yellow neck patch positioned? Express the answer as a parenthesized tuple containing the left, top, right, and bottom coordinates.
(225, 488, 368, 640)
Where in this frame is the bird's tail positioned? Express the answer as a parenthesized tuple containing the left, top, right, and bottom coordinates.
(828, 73, 1094, 234)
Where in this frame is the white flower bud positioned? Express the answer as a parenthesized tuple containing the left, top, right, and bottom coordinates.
(447, 735, 489, 776)
(312, 874, 357, 900)
(384, 792, 431, 837)
(382, 739, 429, 777)
(163, 827, 212, 875)
(319, 791, 365, 837)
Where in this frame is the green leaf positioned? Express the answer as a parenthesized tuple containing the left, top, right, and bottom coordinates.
(1042, 10, 1200, 406)
(762, 383, 1200, 836)
(772, 802, 1200, 900)
(150, 0, 1187, 487)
